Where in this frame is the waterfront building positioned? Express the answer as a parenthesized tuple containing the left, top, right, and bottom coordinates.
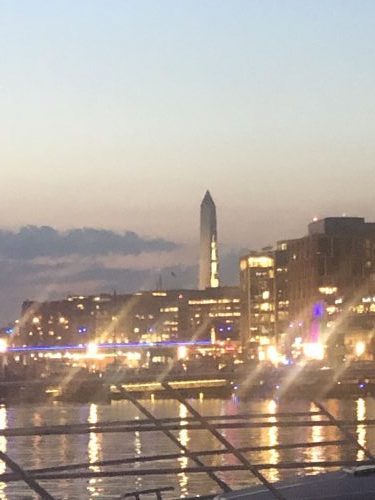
(239, 252, 276, 359)
(19, 294, 132, 346)
(280, 217, 375, 360)
(18, 287, 241, 348)
(199, 190, 219, 289)
(18, 292, 184, 347)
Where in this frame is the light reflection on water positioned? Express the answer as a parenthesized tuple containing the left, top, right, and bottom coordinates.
(32, 412, 43, 470)
(134, 416, 143, 492)
(306, 402, 325, 475)
(177, 403, 189, 497)
(356, 397, 366, 461)
(87, 403, 103, 498)
(0, 398, 374, 499)
(266, 400, 280, 483)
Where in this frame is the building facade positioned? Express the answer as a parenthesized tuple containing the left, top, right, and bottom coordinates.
(239, 252, 276, 358)
(185, 287, 241, 343)
(280, 217, 375, 360)
(17, 287, 241, 347)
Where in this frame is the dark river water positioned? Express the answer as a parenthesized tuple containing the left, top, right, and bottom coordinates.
(1, 397, 375, 499)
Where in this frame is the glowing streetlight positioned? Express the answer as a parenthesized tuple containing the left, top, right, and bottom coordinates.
(303, 342, 324, 360)
(0, 339, 8, 354)
(177, 345, 188, 360)
(266, 345, 279, 365)
(355, 341, 366, 358)
(0, 339, 8, 378)
(86, 342, 98, 358)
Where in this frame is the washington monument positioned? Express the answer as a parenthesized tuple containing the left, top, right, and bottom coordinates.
(199, 190, 219, 289)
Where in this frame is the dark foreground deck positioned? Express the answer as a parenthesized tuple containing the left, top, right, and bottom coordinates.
(215, 468, 375, 499)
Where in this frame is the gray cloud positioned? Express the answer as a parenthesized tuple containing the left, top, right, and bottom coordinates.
(0, 226, 176, 260)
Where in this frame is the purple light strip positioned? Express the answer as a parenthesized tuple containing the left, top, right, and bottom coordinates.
(8, 340, 211, 353)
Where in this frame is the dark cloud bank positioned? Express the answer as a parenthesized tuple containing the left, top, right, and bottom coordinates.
(0, 226, 176, 259)
(0, 226, 239, 324)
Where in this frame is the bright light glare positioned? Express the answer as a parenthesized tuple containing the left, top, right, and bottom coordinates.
(0, 339, 7, 354)
(86, 342, 98, 357)
(127, 351, 141, 361)
(267, 346, 279, 365)
(355, 341, 366, 358)
(177, 345, 188, 360)
(303, 342, 324, 360)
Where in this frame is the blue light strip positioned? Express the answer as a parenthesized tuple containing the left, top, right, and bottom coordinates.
(8, 340, 211, 353)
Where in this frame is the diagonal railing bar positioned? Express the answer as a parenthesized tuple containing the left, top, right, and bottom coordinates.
(313, 400, 375, 462)
(122, 389, 231, 493)
(0, 450, 55, 500)
(162, 382, 286, 500)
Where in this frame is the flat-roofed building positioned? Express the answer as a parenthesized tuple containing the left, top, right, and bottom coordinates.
(280, 217, 375, 360)
(284, 217, 375, 325)
(18, 287, 241, 347)
(240, 252, 276, 357)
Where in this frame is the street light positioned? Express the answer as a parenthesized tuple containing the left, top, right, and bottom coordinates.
(0, 339, 7, 378)
(303, 342, 325, 360)
(355, 341, 366, 358)
(86, 342, 98, 358)
(0, 339, 7, 354)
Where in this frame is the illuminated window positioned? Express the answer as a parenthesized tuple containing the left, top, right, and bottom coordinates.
(319, 286, 338, 295)
(260, 303, 272, 312)
(247, 256, 274, 268)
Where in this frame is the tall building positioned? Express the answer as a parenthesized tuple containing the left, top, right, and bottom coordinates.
(274, 242, 290, 337)
(239, 252, 276, 357)
(199, 190, 219, 289)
